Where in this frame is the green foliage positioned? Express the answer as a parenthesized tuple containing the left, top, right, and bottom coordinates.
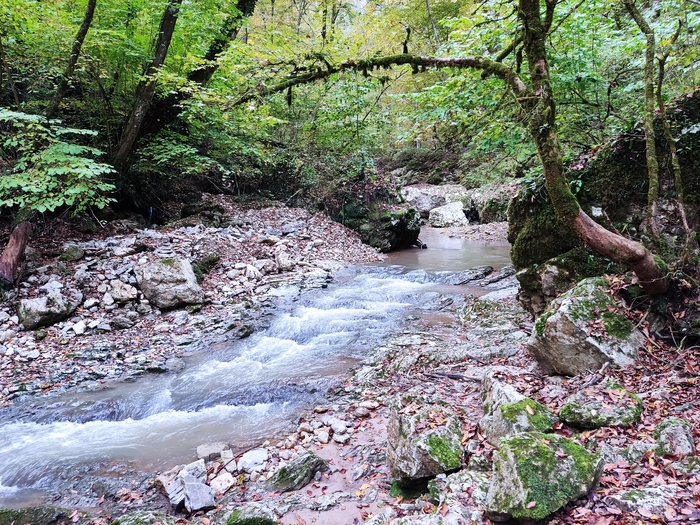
(0, 110, 115, 214)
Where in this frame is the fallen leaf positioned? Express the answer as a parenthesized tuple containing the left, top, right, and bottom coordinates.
(527, 501, 537, 509)
(525, 404, 535, 415)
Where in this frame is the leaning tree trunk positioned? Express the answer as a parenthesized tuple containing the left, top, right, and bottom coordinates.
(519, 0, 668, 294)
(0, 221, 31, 289)
(111, 0, 183, 173)
(45, 0, 97, 119)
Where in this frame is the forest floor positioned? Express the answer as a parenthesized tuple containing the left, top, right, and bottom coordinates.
(0, 203, 698, 525)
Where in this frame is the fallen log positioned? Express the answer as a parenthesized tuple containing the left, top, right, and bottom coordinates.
(0, 221, 31, 289)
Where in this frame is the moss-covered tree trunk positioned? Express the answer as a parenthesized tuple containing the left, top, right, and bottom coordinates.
(519, 0, 668, 294)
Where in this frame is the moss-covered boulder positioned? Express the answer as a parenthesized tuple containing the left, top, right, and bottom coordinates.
(480, 398, 559, 447)
(0, 507, 73, 525)
(387, 400, 464, 483)
(345, 205, 420, 252)
(268, 451, 328, 492)
(111, 511, 179, 525)
(226, 505, 277, 525)
(654, 417, 696, 456)
(528, 278, 644, 376)
(560, 383, 643, 429)
(485, 432, 603, 521)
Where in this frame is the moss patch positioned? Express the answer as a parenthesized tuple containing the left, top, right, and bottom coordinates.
(426, 434, 462, 471)
(499, 399, 558, 432)
(488, 432, 601, 520)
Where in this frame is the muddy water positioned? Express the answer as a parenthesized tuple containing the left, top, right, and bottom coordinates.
(0, 228, 510, 506)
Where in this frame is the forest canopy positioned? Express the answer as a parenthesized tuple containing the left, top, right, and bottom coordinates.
(0, 0, 698, 218)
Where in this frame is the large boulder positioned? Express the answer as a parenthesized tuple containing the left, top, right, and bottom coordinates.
(485, 432, 603, 521)
(559, 383, 643, 429)
(134, 258, 203, 308)
(226, 505, 277, 525)
(527, 278, 644, 375)
(353, 207, 421, 252)
(268, 451, 328, 492)
(18, 283, 83, 330)
(387, 400, 464, 482)
(428, 202, 470, 228)
(400, 184, 467, 218)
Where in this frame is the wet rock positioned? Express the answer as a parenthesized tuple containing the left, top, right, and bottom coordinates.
(158, 459, 208, 509)
(238, 448, 268, 473)
(527, 278, 644, 375)
(110, 511, 178, 525)
(559, 383, 643, 429)
(268, 450, 329, 492)
(135, 258, 203, 308)
(387, 401, 464, 482)
(654, 417, 695, 456)
(485, 432, 603, 521)
(606, 485, 677, 515)
(445, 265, 493, 285)
(110, 279, 138, 303)
(18, 286, 83, 330)
(226, 504, 277, 525)
(0, 507, 73, 525)
(429, 201, 470, 228)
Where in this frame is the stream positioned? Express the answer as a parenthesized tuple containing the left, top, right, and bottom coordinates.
(0, 227, 510, 507)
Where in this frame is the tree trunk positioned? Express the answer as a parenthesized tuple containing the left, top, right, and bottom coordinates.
(0, 221, 31, 289)
(0, 37, 22, 111)
(111, 0, 183, 173)
(518, 0, 668, 294)
(45, 0, 97, 119)
(623, 0, 661, 239)
(133, 0, 258, 140)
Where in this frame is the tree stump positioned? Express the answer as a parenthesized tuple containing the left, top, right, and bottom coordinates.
(0, 221, 31, 289)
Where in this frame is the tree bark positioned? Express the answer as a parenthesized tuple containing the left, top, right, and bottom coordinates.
(623, 0, 661, 239)
(45, 0, 97, 119)
(0, 221, 31, 289)
(111, 0, 183, 173)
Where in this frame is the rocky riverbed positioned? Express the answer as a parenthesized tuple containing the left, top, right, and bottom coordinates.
(1, 197, 699, 525)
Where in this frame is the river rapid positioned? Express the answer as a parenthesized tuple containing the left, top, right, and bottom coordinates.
(0, 227, 510, 507)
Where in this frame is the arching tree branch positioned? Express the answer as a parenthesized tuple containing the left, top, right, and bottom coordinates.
(233, 53, 528, 106)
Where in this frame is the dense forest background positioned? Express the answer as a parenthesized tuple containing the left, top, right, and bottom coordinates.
(0, 0, 698, 225)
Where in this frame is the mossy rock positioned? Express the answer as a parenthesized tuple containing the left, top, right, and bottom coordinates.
(0, 506, 73, 525)
(226, 505, 277, 525)
(268, 451, 328, 492)
(480, 397, 558, 447)
(485, 432, 603, 521)
(387, 403, 464, 482)
(527, 277, 644, 376)
(110, 511, 179, 525)
(559, 383, 643, 429)
(653, 417, 695, 456)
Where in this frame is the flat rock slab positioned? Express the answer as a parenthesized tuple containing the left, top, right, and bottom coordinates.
(606, 485, 677, 515)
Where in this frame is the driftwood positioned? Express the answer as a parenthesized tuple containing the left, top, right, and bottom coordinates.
(0, 221, 31, 288)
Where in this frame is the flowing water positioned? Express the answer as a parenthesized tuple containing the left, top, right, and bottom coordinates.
(0, 227, 510, 506)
